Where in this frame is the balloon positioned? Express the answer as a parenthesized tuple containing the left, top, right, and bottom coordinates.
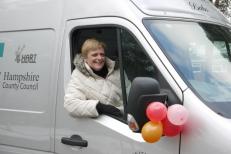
(162, 117, 183, 137)
(141, 121, 163, 143)
(146, 102, 167, 122)
(167, 104, 189, 126)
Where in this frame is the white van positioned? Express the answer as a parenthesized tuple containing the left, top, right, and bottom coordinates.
(0, 0, 231, 153)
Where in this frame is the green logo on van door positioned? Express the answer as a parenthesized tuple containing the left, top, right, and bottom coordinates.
(0, 42, 4, 57)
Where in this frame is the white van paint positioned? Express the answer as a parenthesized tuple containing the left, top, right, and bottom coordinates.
(0, 0, 231, 154)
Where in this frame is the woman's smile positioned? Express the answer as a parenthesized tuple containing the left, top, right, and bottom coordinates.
(86, 48, 105, 71)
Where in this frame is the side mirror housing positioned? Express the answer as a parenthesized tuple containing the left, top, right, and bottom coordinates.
(127, 77, 167, 132)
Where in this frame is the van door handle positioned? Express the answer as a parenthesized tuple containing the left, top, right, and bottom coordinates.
(61, 135, 88, 147)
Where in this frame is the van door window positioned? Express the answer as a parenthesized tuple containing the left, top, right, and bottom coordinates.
(119, 29, 180, 106)
(120, 28, 156, 95)
(68, 26, 126, 119)
(67, 26, 180, 120)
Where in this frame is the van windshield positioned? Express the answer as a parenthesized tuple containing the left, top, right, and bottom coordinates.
(144, 20, 231, 118)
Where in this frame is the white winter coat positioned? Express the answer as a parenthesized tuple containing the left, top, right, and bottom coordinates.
(64, 54, 123, 117)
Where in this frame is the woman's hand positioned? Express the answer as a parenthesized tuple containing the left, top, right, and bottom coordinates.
(96, 102, 123, 117)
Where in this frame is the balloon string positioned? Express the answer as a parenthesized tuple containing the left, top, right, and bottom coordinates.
(164, 100, 169, 108)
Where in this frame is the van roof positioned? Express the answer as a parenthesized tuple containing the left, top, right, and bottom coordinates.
(0, 0, 229, 31)
(131, 0, 229, 25)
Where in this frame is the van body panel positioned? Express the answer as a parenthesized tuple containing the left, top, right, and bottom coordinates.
(0, 29, 56, 151)
(63, 0, 143, 21)
(0, 145, 53, 154)
(182, 89, 231, 154)
(63, 0, 230, 26)
(0, 0, 63, 31)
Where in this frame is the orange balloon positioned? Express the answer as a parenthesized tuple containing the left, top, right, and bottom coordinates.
(141, 121, 163, 143)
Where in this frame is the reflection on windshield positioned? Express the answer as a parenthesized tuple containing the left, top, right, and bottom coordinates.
(144, 20, 231, 117)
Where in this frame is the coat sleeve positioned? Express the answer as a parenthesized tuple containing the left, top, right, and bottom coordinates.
(64, 70, 99, 117)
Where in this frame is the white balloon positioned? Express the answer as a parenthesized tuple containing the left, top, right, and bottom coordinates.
(167, 104, 189, 126)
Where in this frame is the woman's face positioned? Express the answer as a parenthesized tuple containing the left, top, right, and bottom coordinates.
(85, 47, 105, 71)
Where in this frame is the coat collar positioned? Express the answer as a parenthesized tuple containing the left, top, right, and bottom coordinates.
(73, 54, 118, 78)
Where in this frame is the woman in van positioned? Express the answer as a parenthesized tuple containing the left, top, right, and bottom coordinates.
(64, 38, 123, 118)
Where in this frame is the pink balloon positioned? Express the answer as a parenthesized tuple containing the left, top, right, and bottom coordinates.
(162, 117, 183, 137)
(167, 104, 189, 126)
(146, 102, 167, 122)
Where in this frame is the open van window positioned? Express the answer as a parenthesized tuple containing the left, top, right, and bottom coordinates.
(68, 26, 180, 119)
(67, 27, 126, 119)
(144, 20, 231, 118)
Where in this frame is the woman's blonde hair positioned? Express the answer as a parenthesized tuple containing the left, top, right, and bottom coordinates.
(81, 38, 106, 57)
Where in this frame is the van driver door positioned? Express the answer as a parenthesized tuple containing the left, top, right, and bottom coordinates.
(55, 17, 181, 154)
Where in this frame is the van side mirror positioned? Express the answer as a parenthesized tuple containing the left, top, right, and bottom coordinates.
(127, 77, 167, 132)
